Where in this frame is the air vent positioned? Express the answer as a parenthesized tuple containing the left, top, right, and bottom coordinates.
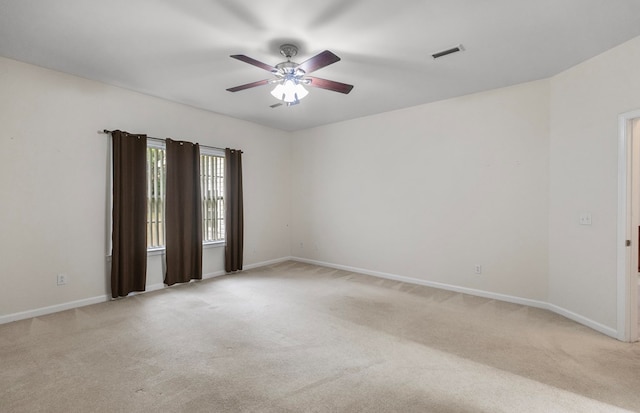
(431, 44, 465, 59)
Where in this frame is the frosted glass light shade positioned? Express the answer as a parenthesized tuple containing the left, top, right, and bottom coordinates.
(271, 79, 308, 103)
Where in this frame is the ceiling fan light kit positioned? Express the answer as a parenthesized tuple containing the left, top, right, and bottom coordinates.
(227, 43, 354, 107)
(269, 44, 309, 105)
(270, 80, 309, 104)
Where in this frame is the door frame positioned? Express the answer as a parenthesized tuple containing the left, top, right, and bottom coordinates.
(617, 109, 640, 342)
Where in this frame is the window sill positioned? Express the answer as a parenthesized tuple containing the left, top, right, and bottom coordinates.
(106, 241, 225, 261)
(147, 247, 165, 257)
(203, 240, 225, 249)
(148, 241, 225, 256)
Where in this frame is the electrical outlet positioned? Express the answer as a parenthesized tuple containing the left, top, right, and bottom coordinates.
(57, 274, 67, 285)
(474, 265, 482, 275)
(579, 213, 592, 225)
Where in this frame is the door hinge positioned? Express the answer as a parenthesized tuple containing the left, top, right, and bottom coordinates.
(626, 240, 631, 247)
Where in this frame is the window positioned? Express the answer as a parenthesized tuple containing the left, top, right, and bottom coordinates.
(200, 149, 225, 243)
(146, 143, 225, 249)
(147, 143, 166, 248)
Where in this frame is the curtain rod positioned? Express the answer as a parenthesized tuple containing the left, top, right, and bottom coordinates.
(100, 129, 229, 152)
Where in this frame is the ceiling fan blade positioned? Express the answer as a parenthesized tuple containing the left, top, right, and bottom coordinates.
(270, 103, 283, 108)
(226, 79, 271, 92)
(230, 55, 277, 72)
(297, 50, 341, 74)
(306, 76, 354, 94)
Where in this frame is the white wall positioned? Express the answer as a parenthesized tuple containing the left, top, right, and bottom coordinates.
(291, 80, 550, 301)
(290, 35, 640, 336)
(3, 34, 640, 337)
(0, 56, 292, 317)
(548, 36, 640, 329)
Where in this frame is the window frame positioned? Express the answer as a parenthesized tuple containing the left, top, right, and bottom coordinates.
(200, 146, 226, 248)
(146, 140, 166, 253)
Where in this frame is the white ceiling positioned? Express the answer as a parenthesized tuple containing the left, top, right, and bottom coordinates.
(1, 0, 640, 132)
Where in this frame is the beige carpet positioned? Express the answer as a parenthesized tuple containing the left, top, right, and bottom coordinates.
(1, 261, 639, 412)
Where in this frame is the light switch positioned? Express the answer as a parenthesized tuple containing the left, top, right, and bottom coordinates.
(579, 213, 592, 226)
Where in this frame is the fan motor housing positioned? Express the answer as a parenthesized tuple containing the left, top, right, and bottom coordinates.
(275, 61, 301, 73)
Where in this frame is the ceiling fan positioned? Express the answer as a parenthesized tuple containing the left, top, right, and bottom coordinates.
(226, 44, 354, 107)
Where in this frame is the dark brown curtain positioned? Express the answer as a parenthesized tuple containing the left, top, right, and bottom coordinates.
(111, 130, 147, 298)
(165, 138, 203, 286)
(225, 148, 244, 272)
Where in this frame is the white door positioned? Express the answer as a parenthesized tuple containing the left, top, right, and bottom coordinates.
(633, 118, 640, 341)
(618, 112, 640, 342)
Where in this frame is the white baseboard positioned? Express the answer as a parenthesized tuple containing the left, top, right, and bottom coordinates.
(0, 256, 293, 325)
(547, 303, 618, 338)
(244, 256, 294, 270)
(1, 256, 620, 340)
(291, 257, 619, 340)
(0, 295, 110, 325)
(146, 266, 232, 290)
